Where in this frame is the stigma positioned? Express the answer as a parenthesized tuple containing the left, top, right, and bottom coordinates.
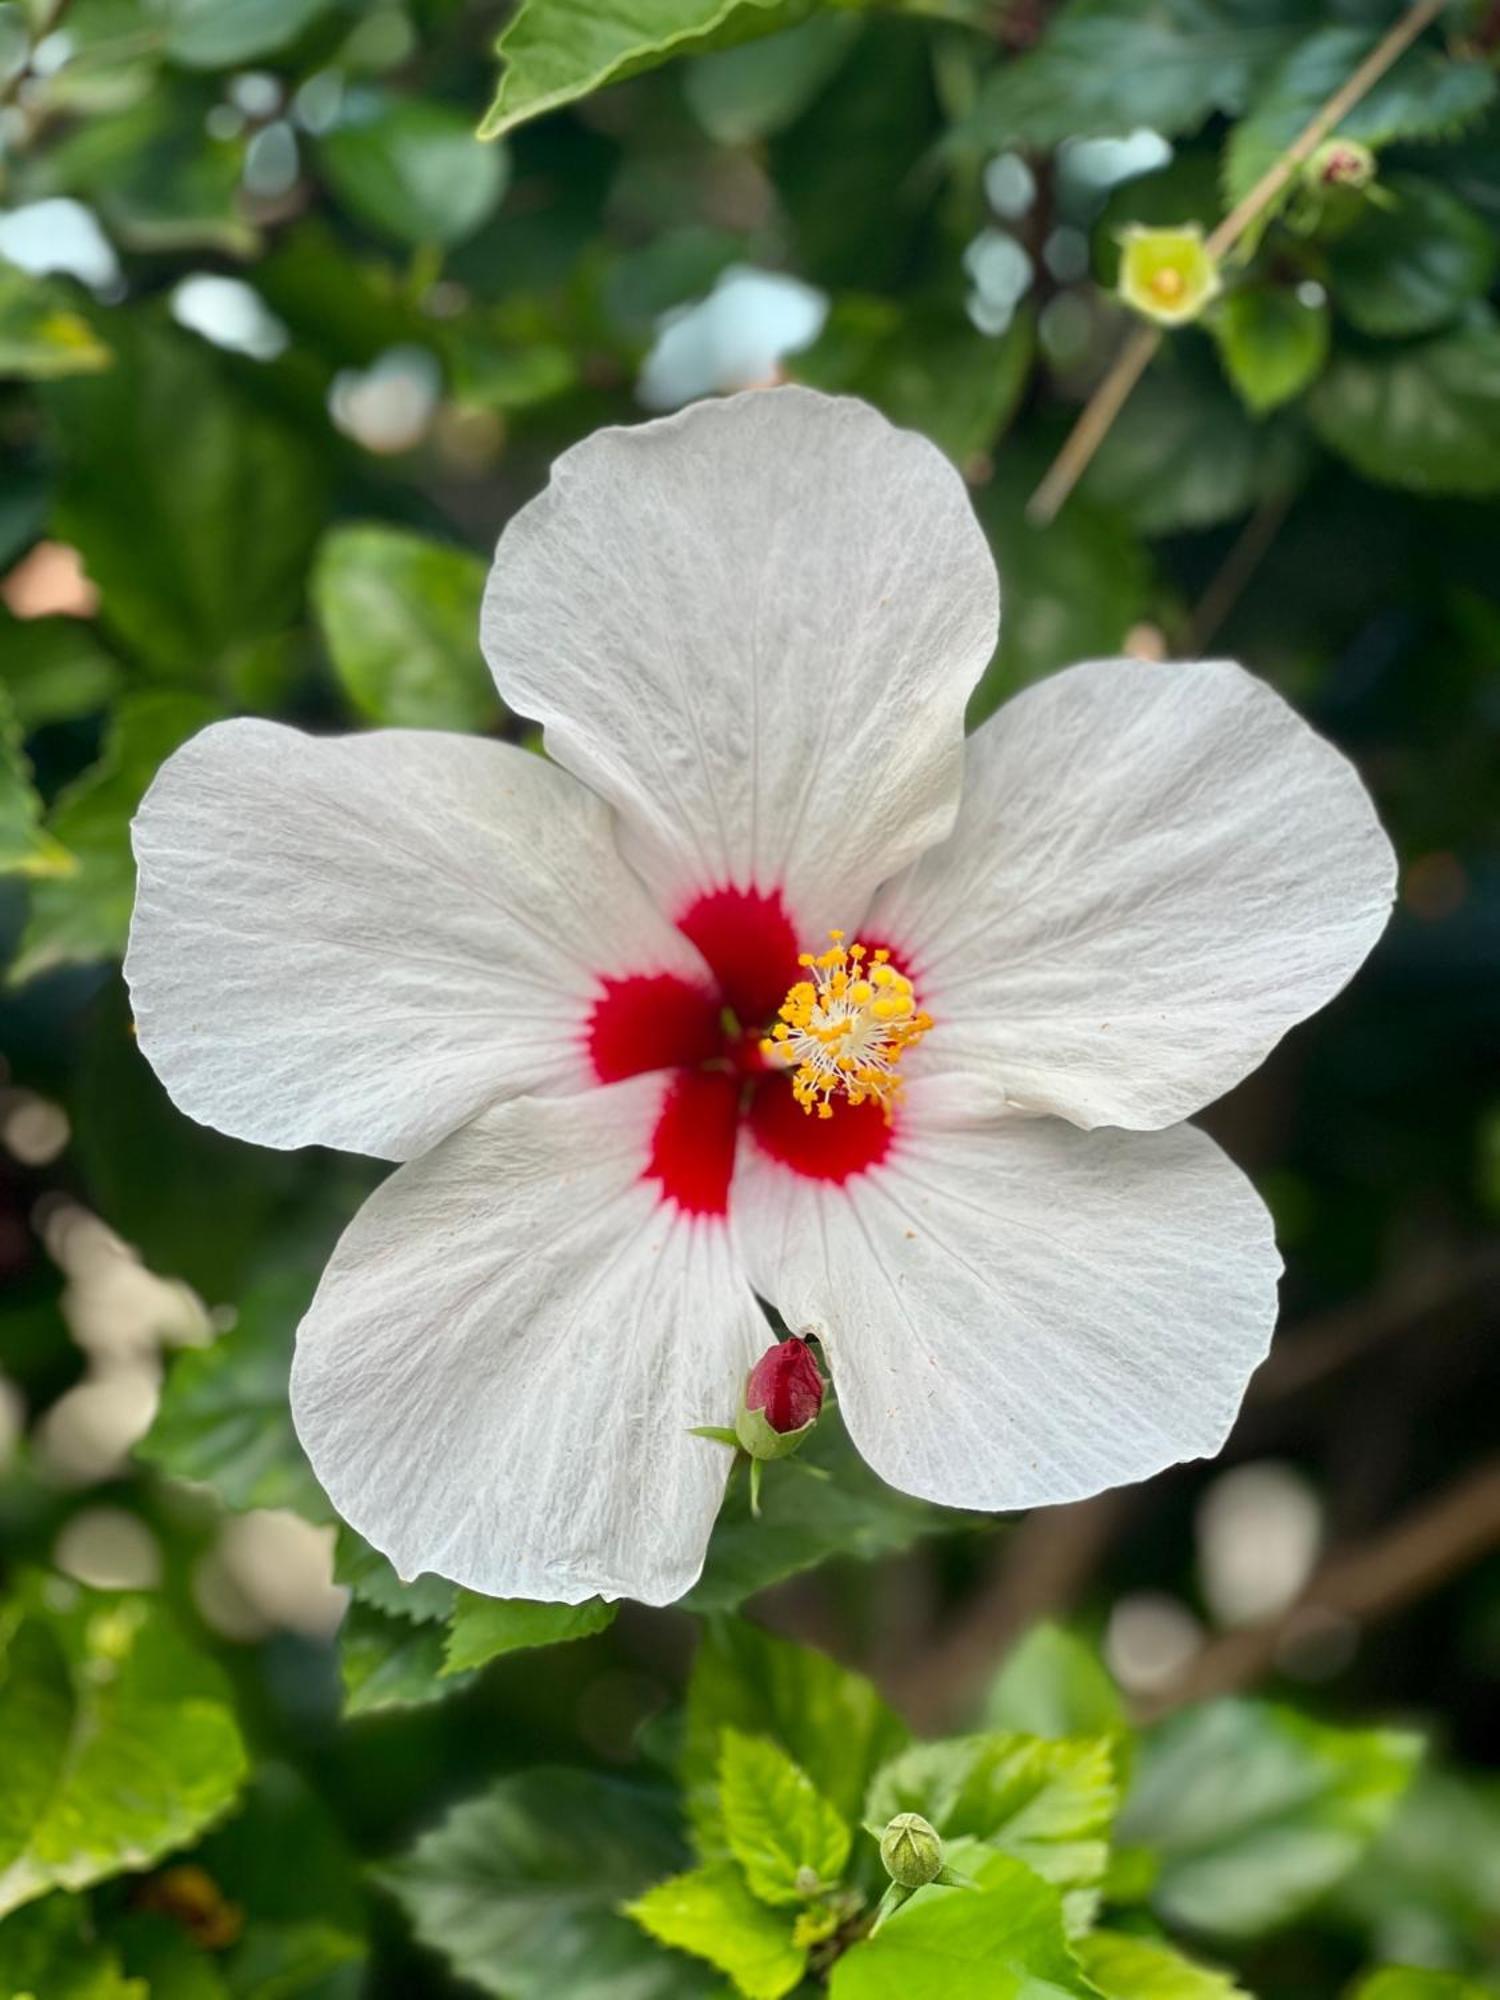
(760, 932, 931, 1120)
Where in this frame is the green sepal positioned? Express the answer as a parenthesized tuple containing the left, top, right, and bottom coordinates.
(734, 1403, 818, 1462)
(689, 1426, 741, 1447)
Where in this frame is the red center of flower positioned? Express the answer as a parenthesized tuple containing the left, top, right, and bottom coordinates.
(586, 884, 896, 1215)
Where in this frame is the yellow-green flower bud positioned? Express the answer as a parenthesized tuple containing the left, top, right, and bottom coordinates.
(878, 1812, 943, 1889)
(1117, 224, 1222, 327)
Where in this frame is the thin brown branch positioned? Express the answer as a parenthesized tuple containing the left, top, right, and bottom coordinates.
(1138, 1456, 1500, 1718)
(1183, 490, 1294, 656)
(1027, 0, 1449, 524)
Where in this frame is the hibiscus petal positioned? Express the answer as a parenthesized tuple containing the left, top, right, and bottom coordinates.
(127, 720, 706, 1160)
(868, 658, 1396, 1130)
(480, 387, 999, 932)
(733, 1081, 1280, 1512)
(290, 1076, 766, 1603)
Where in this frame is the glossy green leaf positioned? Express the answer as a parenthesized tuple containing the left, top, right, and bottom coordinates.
(1122, 1699, 1422, 1939)
(442, 1594, 617, 1675)
(964, 0, 1303, 149)
(322, 100, 508, 248)
(1328, 176, 1498, 339)
(1076, 1929, 1247, 1999)
(0, 1585, 248, 1917)
(718, 1730, 851, 1904)
(829, 1850, 1095, 1998)
(140, 1266, 330, 1521)
(0, 610, 121, 729)
(44, 317, 322, 678)
(1225, 27, 1496, 212)
(684, 15, 860, 144)
(339, 1604, 471, 1718)
(480, 0, 821, 140)
(39, 95, 258, 258)
(866, 1731, 1118, 1931)
(626, 1862, 804, 1999)
(0, 1896, 147, 2000)
(161, 0, 338, 68)
(1213, 286, 1329, 414)
(0, 260, 112, 378)
(683, 1619, 908, 1861)
(1309, 323, 1500, 496)
(11, 689, 219, 984)
(384, 1770, 716, 1999)
(682, 1404, 944, 1613)
(311, 524, 500, 732)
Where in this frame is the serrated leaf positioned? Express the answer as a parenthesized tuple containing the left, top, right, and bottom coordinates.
(683, 1620, 908, 1864)
(333, 1528, 456, 1626)
(321, 99, 508, 248)
(963, 0, 1303, 150)
(339, 1603, 471, 1718)
(480, 0, 821, 141)
(1225, 28, 1496, 213)
(1212, 286, 1329, 415)
(828, 1849, 1096, 1998)
(1328, 176, 1498, 339)
(311, 524, 500, 732)
(140, 1266, 330, 1522)
(1308, 323, 1500, 497)
(1076, 1929, 1248, 1998)
(384, 1770, 717, 2000)
(0, 1585, 248, 1918)
(442, 1594, 616, 1675)
(866, 1731, 1117, 1932)
(0, 1896, 148, 2000)
(682, 1403, 946, 1613)
(11, 689, 219, 983)
(718, 1731, 850, 1905)
(626, 1863, 805, 2000)
(1121, 1698, 1423, 1939)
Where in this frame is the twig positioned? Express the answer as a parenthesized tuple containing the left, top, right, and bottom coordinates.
(1183, 490, 1294, 656)
(0, 0, 71, 111)
(1138, 1456, 1500, 1717)
(1027, 0, 1450, 524)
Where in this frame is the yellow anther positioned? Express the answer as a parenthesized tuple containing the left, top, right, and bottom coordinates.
(761, 930, 929, 1121)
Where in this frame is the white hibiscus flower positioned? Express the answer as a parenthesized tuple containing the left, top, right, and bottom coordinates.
(125, 388, 1396, 1607)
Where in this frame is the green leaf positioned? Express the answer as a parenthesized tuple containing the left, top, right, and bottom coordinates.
(683, 1619, 909, 1861)
(311, 525, 500, 732)
(866, 1731, 1117, 1931)
(0, 1584, 248, 1917)
(1350, 1973, 1493, 2000)
(1330, 1766, 1500, 1975)
(0, 260, 113, 378)
(40, 94, 258, 260)
(829, 1849, 1096, 1999)
(684, 15, 860, 144)
(321, 99, 509, 248)
(383, 1769, 717, 2000)
(481, 0, 821, 141)
(1212, 286, 1329, 415)
(797, 298, 1033, 465)
(0, 1896, 147, 2000)
(140, 1266, 330, 1521)
(718, 1730, 851, 1904)
(0, 610, 121, 729)
(339, 1603, 472, 1718)
(984, 1625, 1128, 1745)
(1308, 323, 1500, 497)
(1225, 27, 1496, 212)
(43, 315, 324, 679)
(160, 0, 338, 68)
(963, 0, 1303, 150)
(626, 1862, 804, 2000)
(1076, 1929, 1248, 1999)
(0, 682, 74, 882)
(1328, 176, 1498, 339)
(333, 1528, 457, 1626)
(11, 690, 219, 984)
(1082, 350, 1306, 534)
(1121, 1698, 1423, 1939)
(683, 1403, 945, 1613)
(442, 1594, 617, 1675)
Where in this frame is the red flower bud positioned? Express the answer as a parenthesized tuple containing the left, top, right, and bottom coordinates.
(744, 1337, 823, 1436)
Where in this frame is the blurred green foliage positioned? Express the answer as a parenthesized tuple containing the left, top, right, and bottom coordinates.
(1, 0, 1498, 1994)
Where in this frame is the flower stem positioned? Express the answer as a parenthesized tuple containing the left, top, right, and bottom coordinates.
(1026, 0, 1449, 525)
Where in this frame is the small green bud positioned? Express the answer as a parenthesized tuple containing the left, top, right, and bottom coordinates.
(1117, 224, 1222, 327)
(1305, 138, 1376, 192)
(878, 1812, 943, 1889)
